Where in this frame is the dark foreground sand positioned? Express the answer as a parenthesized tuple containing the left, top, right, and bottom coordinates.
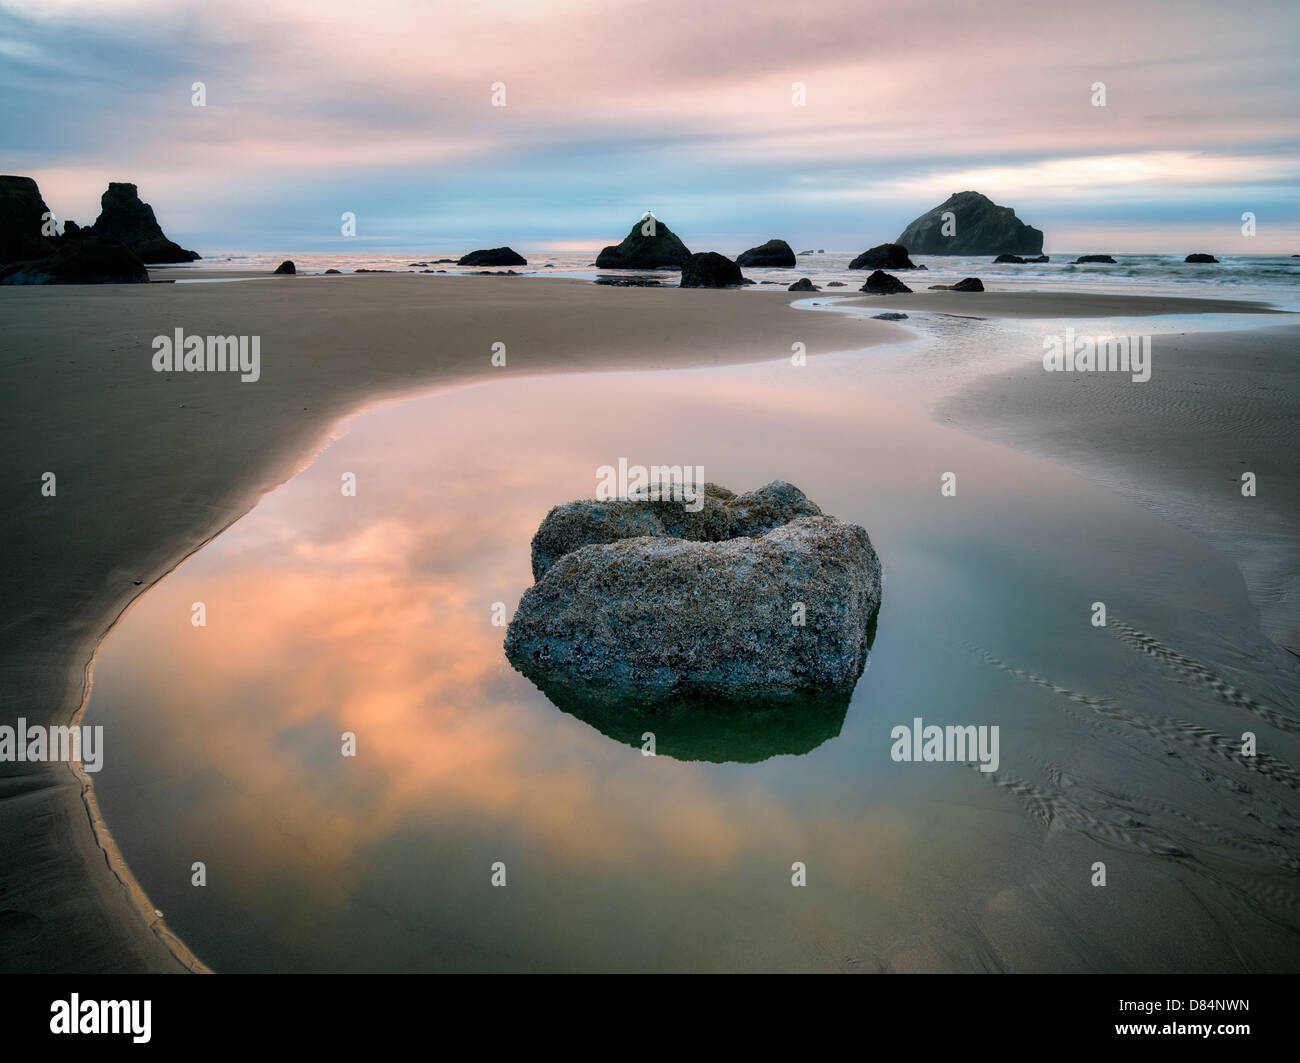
(0, 272, 1292, 972)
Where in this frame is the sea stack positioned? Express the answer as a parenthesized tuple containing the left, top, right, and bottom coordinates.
(737, 239, 796, 268)
(0, 175, 57, 262)
(896, 191, 1043, 255)
(679, 251, 745, 288)
(90, 182, 200, 263)
(849, 243, 918, 270)
(458, 246, 527, 266)
(595, 215, 692, 269)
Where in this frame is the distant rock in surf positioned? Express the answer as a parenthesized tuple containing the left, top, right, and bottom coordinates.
(90, 182, 199, 263)
(859, 270, 912, 294)
(679, 251, 745, 288)
(929, 277, 984, 292)
(737, 239, 796, 268)
(788, 277, 820, 291)
(849, 243, 917, 270)
(595, 215, 692, 269)
(897, 191, 1043, 255)
(994, 253, 1026, 263)
(1184, 253, 1218, 263)
(273, 260, 296, 274)
(594, 275, 663, 286)
(458, 246, 527, 266)
(1074, 254, 1116, 264)
(0, 235, 147, 285)
(873, 312, 909, 320)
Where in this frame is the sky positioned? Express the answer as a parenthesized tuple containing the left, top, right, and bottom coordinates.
(2, 0, 1298, 254)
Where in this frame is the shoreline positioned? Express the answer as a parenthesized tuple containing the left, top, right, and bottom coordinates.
(2, 274, 1290, 973)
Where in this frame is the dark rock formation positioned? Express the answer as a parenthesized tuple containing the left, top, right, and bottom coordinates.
(849, 243, 917, 270)
(324, 268, 341, 274)
(595, 216, 692, 269)
(0, 235, 147, 285)
(737, 238, 796, 268)
(873, 312, 909, 320)
(788, 277, 820, 291)
(826, 281, 846, 286)
(507, 482, 881, 699)
(897, 191, 1043, 255)
(273, 260, 295, 274)
(929, 277, 984, 292)
(594, 276, 663, 286)
(859, 270, 912, 295)
(458, 246, 527, 266)
(1027, 254, 1049, 263)
(0, 175, 57, 262)
(1074, 254, 1116, 264)
(89, 182, 199, 263)
(1185, 253, 1218, 263)
(994, 253, 1026, 263)
(679, 251, 744, 288)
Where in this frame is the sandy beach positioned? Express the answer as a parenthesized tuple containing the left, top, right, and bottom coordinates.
(2, 270, 1296, 972)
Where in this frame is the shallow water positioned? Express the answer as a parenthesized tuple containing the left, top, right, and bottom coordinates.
(86, 320, 1300, 972)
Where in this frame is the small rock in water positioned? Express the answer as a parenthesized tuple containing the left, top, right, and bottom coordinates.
(506, 482, 882, 716)
(849, 243, 917, 270)
(788, 277, 820, 291)
(859, 270, 912, 294)
(873, 312, 909, 320)
(679, 251, 745, 288)
(928, 277, 984, 292)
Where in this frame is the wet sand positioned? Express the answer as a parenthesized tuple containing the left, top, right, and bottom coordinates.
(1, 272, 1293, 972)
(841, 289, 1286, 318)
(941, 322, 1300, 650)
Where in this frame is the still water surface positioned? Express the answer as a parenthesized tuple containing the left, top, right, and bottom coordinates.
(87, 325, 1300, 971)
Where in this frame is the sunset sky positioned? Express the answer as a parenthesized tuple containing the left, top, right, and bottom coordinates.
(3, 0, 1297, 253)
